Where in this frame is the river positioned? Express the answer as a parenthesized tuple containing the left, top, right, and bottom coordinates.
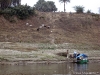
(0, 62, 100, 75)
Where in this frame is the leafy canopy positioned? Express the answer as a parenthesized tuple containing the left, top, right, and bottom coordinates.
(0, 0, 21, 9)
(34, 0, 57, 12)
(1, 5, 35, 20)
(73, 6, 84, 13)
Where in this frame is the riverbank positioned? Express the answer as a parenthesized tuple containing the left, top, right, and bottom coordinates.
(0, 42, 100, 65)
(0, 59, 100, 65)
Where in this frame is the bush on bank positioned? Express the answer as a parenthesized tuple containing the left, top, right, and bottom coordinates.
(0, 5, 36, 20)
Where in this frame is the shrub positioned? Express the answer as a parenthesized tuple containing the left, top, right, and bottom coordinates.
(14, 5, 35, 19)
(3, 8, 16, 16)
(1, 5, 36, 20)
(87, 10, 91, 14)
(73, 6, 84, 13)
(0, 9, 3, 15)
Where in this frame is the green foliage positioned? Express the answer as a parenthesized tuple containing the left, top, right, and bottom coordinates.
(13, 5, 35, 19)
(12, 0, 21, 7)
(0, 0, 21, 9)
(73, 6, 84, 13)
(0, 9, 3, 15)
(34, 0, 57, 12)
(87, 10, 91, 14)
(3, 8, 16, 16)
(1, 5, 35, 20)
(0, 56, 9, 61)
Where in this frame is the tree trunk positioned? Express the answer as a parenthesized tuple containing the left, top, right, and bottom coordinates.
(64, 2, 66, 12)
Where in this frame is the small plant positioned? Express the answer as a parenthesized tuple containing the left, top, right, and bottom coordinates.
(39, 16, 45, 19)
(91, 13, 100, 21)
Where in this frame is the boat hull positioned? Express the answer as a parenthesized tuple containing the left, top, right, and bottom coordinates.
(77, 59, 88, 64)
(73, 58, 88, 64)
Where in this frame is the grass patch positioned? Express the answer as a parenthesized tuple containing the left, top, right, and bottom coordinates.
(37, 43, 70, 50)
(68, 43, 100, 50)
(40, 55, 55, 60)
(38, 43, 56, 50)
(0, 56, 9, 61)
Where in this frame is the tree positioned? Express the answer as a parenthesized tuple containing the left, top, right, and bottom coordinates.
(87, 10, 91, 14)
(34, 0, 45, 12)
(0, 0, 12, 9)
(44, 1, 57, 12)
(0, 0, 21, 9)
(11, 0, 21, 7)
(34, 0, 57, 12)
(59, 0, 70, 12)
(73, 6, 84, 13)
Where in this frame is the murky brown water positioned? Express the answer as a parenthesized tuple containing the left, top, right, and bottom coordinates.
(0, 62, 100, 75)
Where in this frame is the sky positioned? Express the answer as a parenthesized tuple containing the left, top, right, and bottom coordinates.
(21, 0, 100, 14)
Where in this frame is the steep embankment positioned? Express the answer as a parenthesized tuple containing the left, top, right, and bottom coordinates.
(0, 12, 100, 45)
(0, 12, 100, 62)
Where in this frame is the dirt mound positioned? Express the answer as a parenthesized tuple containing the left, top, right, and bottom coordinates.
(0, 12, 100, 45)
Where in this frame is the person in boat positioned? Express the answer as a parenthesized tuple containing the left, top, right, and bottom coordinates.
(73, 50, 77, 58)
(77, 53, 81, 59)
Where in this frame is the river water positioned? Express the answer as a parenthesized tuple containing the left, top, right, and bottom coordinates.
(0, 62, 100, 75)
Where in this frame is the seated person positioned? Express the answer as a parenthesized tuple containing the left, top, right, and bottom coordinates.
(73, 51, 77, 58)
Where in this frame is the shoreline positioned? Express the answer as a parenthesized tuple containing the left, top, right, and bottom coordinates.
(0, 58, 100, 65)
(0, 42, 100, 65)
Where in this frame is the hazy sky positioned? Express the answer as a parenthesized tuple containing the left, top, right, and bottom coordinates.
(21, 0, 100, 13)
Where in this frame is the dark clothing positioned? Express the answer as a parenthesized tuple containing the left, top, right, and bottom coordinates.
(74, 53, 77, 58)
(77, 53, 80, 56)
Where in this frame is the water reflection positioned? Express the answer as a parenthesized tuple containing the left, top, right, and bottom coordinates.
(73, 64, 88, 72)
(0, 62, 100, 75)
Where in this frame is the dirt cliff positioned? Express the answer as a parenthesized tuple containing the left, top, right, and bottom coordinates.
(0, 12, 100, 45)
